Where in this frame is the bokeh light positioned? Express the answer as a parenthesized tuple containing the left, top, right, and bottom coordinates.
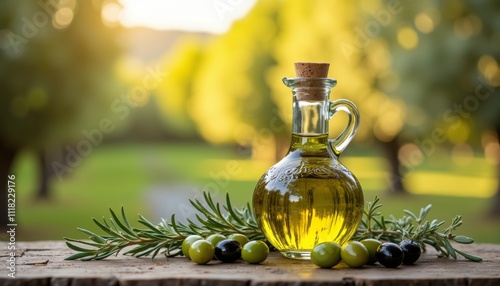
(397, 27, 419, 50)
(53, 7, 75, 30)
(415, 12, 435, 34)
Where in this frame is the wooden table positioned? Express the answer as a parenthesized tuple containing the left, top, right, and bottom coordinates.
(1, 241, 499, 285)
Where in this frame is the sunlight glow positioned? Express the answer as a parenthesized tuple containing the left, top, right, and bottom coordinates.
(118, 0, 256, 34)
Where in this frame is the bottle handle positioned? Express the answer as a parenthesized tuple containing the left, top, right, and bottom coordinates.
(328, 99, 360, 156)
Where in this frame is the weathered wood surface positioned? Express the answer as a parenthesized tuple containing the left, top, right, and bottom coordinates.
(0, 241, 499, 286)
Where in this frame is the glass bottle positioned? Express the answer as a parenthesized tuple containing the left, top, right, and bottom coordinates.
(252, 62, 363, 259)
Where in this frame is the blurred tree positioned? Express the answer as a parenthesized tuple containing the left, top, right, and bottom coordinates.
(156, 37, 204, 138)
(157, 2, 287, 162)
(0, 0, 122, 225)
(157, 1, 376, 162)
(357, 0, 500, 211)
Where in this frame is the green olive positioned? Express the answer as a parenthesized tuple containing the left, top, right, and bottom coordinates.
(311, 242, 342, 268)
(189, 240, 215, 265)
(181, 235, 203, 259)
(242, 240, 269, 264)
(341, 241, 369, 268)
(360, 238, 382, 264)
(228, 233, 250, 247)
(206, 234, 226, 247)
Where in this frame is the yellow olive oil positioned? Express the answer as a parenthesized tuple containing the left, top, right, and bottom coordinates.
(253, 134, 364, 259)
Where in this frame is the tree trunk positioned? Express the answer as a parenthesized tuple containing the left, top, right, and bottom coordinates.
(0, 142, 18, 228)
(36, 150, 51, 200)
(378, 137, 408, 194)
(490, 125, 500, 216)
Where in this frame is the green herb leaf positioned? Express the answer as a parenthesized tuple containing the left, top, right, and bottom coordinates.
(454, 248, 483, 262)
(452, 235, 475, 244)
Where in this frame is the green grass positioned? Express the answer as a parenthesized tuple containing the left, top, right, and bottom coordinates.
(7, 143, 500, 244)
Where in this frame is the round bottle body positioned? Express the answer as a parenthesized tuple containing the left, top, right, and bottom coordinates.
(253, 136, 364, 259)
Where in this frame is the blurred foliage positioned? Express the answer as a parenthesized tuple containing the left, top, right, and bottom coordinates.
(156, 38, 203, 136)
(268, 1, 373, 142)
(2, 0, 498, 162)
(156, 0, 500, 162)
(158, 2, 286, 160)
(156, 1, 369, 161)
(357, 0, 500, 144)
(0, 0, 123, 151)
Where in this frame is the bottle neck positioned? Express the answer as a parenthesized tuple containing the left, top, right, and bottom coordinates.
(291, 95, 330, 136)
(290, 95, 331, 154)
(283, 77, 336, 153)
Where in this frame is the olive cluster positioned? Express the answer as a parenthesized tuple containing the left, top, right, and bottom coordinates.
(182, 234, 269, 265)
(311, 239, 422, 269)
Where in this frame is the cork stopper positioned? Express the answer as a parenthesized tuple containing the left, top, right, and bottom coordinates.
(294, 62, 330, 78)
(293, 62, 330, 100)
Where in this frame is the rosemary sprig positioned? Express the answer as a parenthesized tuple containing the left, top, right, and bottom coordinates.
(65, 192, 482, 262)
(64, 192, 264, 261)
(353, 196, 482, 262)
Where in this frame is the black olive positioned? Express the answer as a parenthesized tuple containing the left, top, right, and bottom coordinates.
(376, 242, 404, 268)
(215, 239, 242, 263)
(400, 240, 422, 265)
